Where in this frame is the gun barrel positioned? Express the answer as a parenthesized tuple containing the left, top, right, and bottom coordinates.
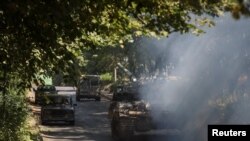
(117, 63, 137, 82)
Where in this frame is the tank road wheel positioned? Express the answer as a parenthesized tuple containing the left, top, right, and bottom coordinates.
(111, 118, 134, 141)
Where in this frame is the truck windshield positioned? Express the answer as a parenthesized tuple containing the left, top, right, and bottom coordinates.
(43, 96, 71, 105)
(37, 85, 56, 92)
(79, 75, 100, 87)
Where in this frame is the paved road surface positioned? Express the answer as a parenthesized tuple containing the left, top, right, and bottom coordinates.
(36, 87, 181, 141)
(40, 99, 112, 141)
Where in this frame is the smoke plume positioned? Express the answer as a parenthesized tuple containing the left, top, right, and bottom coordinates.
(138, 14, 250, 141)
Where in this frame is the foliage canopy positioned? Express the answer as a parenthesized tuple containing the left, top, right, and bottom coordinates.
(0, 0, 249, 87)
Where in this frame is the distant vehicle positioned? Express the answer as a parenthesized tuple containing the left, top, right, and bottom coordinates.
(34, 85, 57, 104)
(76, 75, 101, 101)
(40, 94, 76, 125)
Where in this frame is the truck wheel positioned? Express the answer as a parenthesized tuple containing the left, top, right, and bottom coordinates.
(69, 121, 75, 125)
(95, 97, 101, 101)
(76, 96, 80, 102)
(34, 98, 39, 104)
(111, 118, 134, 141)
(41, 120, 47, 125)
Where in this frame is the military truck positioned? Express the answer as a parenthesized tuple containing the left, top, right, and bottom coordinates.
(34, 85, 57, 104)
(40, 94, 76, 125)
(76, 75, 101, 101)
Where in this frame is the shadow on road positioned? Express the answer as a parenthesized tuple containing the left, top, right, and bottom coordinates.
(41, 125, 111, 141)
(41, 126, 181, 141)
(40, 100, 182, 141)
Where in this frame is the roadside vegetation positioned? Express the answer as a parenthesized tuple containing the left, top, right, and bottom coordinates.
(0, 75, 41, 141)
(1, 0, 250, 140)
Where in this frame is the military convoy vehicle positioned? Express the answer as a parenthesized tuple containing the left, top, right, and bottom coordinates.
(34, 85, 57, 104)
(76, 75, 101, 101)
(109, 63, 178, 140)
(108, 83, 172, 141)
(40, 94, 76, 125)
(109, 84, 143, 140)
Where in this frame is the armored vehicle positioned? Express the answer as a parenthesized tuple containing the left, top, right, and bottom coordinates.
(76, 75, 101, 101)
(110, 62, 179, 140)
(40, 94, 76, 125)
(34, 85, 57, 104)
(109, 83, 175, 141)
(109, 83, 149, 140)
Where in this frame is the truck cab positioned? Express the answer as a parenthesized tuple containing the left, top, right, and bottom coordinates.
(76, 75, 101, 101)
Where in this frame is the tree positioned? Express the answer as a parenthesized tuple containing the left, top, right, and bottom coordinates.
(0, 0, 250, 87)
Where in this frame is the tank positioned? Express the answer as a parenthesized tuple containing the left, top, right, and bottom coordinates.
(109, 83, 174, 141)
(109, 63, 178, 140)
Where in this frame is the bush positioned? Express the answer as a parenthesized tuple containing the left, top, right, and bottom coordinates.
(0, 83, 29, 140)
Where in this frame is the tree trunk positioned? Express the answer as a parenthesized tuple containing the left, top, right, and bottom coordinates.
(2, 65, 7, 125)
